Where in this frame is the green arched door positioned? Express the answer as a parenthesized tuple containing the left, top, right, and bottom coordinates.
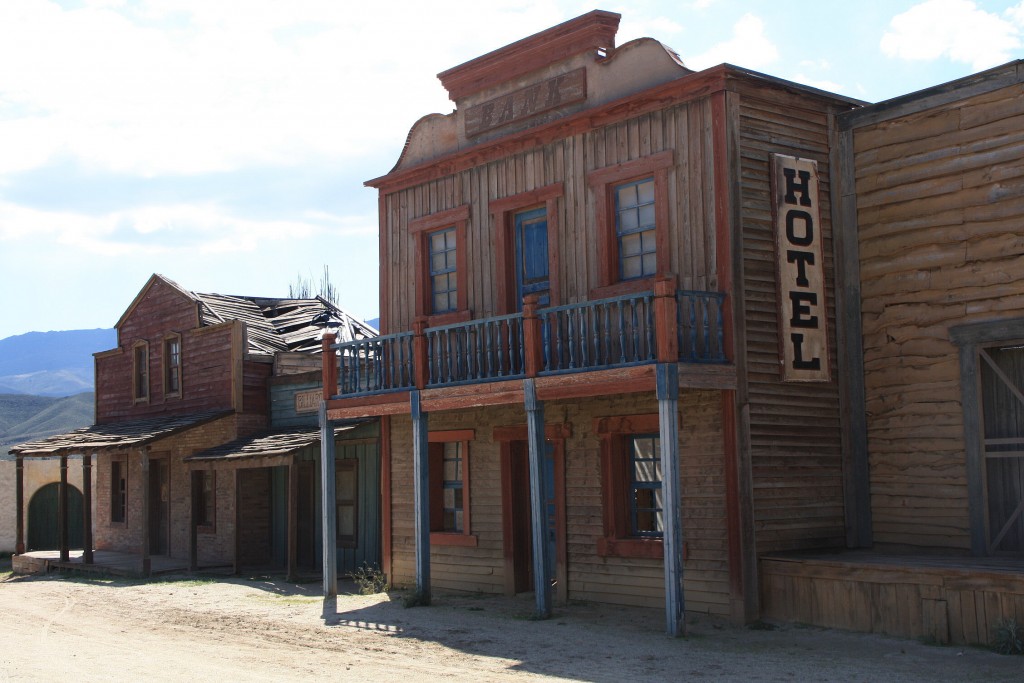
(27, 483, 84, 551)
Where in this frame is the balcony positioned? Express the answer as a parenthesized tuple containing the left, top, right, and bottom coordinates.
(322, 279, 730, 414)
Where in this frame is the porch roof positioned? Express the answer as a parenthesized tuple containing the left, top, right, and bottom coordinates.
(183, 422, 367, 464)
(7, 410, 232, 457)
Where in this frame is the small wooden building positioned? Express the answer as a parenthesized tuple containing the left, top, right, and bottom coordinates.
(761, 61, 1024, 645)
(10, 274, 379, 578)
(320, 10, 867, 631)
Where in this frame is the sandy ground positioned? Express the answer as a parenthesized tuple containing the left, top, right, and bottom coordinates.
(0, 562, 1020, 682)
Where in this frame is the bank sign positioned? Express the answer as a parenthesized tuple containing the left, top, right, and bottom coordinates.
(772, 154, 829, 383)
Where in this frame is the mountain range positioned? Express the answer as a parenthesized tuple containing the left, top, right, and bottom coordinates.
(0, 328, 116, 396)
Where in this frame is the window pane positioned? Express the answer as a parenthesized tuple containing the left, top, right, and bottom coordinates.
(337, 505, 355, 537)
(621, 255, 642, 280)
(639, 202, 656, 227)
(337, 467, 356, 499)
(637, 178, 655, 204)
(629, 435, 663, 537)
(620, 207, 639, 231)
(431, 252, 447, 272)
(621, 232, 642, 257)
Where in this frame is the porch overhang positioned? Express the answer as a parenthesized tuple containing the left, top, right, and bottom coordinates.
(183, 422, 370, 470)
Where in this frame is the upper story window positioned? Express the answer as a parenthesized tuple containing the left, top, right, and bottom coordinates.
(132, 341, 149, 402)
(410, 205, 470, 325)
(588, 151, 674, 297)
(429, 227, 458, 314)
(615, 178, 657, 281)
(163, 334, 182, 398)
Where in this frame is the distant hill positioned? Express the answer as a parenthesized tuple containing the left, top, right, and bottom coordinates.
(0, 329, 115, 397)
(365, 318, 380, 331)
(0, 392, 94, 451)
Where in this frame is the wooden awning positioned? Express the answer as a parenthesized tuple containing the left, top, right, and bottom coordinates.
(7, 410, 233, 457)
(183, 422, 368, 467)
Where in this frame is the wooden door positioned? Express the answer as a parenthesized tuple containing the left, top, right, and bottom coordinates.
(296, 462, 316, 568)
(149, 459, 169, 555)
(335, 442, 381, 576)
(506, 440, 558, 593)
(514, 208, 550, 310)
(980, 345, 1024, 553)
(27, 483, 83, 551)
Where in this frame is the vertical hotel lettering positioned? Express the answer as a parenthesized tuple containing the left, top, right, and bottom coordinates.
(772, 154, 830, 382)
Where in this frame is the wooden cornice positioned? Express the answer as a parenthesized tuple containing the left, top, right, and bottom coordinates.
(438, 10, 620, 101)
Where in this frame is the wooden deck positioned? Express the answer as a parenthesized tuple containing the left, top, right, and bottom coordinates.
(12, 550, 198, 577)
(761, 548, 1024, 646)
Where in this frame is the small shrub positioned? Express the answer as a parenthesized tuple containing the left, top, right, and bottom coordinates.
(351, 563, 388, 595)
(991, 618, 1024, 655)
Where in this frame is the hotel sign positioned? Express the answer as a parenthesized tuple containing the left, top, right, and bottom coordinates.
(464, 68, 586, 137)
(772, 154, 830, 383)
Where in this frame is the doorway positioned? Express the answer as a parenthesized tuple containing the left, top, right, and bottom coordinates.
(148, 459, 169, 555)
(27, 483, 84, 551)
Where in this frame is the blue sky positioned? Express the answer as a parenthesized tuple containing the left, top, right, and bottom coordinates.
(1, 0, 1022, 339)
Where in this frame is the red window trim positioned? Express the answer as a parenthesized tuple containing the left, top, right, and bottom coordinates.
(594, 413, 665, 559)
(489, 183, 564, 314)
(411, 205, 471, 324)
(587, 151, 674, 294)
(427, 429, 477, 546)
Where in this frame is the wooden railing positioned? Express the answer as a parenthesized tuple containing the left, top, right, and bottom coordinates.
(326, 278, 727, 398)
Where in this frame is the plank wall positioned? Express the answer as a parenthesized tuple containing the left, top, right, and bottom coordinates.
(735, 82, 848, 553)
(387, 391, 731, 616)
(380, 99, 721, 332)
(852, 82, 1024, 548)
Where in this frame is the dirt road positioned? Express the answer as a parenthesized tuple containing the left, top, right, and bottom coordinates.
(0, 565, 1019, 682)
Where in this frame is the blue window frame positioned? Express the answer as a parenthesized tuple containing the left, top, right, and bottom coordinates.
(629, 434, 663, 537)
(614, 178, 657, 281)
(429, 227, 458, 314)
(441, 441, 464, 532)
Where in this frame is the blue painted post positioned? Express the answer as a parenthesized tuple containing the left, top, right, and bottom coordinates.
(657, 363, 685, 636)
(411, 390, 431, 603)
(524, 378, 552, 618)
(319, 401, 337, 603)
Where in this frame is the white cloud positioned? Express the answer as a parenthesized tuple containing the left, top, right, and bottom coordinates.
(880, 0, 1022, 70)
(789, 75, 845, 94)
(684, 14, 779, 71)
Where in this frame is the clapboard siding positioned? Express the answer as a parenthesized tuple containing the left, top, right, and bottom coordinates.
(736, 84, 848, 554)
(386, 391, 731, 616)
(380, 101, 720, 333)
(853, 81, 1024, 549)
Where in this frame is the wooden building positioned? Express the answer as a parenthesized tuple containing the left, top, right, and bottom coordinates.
(10, 273, 378, 578)
(320, 10, 867, 631)
(761, 61, 1024, 645)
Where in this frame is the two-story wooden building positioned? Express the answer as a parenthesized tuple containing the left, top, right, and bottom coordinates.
(319, 10, 867, 632)
(11, 274, 378, 578)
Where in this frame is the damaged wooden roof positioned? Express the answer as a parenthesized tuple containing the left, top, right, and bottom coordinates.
(8, 410, 233, 457)
(183, 423, 366, 463)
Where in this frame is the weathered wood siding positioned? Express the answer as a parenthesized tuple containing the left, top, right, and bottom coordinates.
(736, 82, 848, 553)
(381, 99, 721, 332)
(337, 441, 382, 575)
(96, 277, 237, 422)
(269, 373, 322, 429)
(387, 391, 730, 616)
(852, 82, 1024, 548)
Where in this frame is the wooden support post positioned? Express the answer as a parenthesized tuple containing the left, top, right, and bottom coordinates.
(287, 458, 298, 582)
(189, 471, 198, 572)
(522, 295, 543, 377)
(657, 363, 685, 637)
(141, 447, 151, 576)
(524, 378, 551, 618)
(233, 468, 242, 576)
(83, 454, 93, 564)
(15, 455, 24, 555)
(319, 402, 338, 599)
(411, 390, 431, 603)
(412, 318, 429, 390)
(321, 333, 338, 400)
(653, 276, 679, 363)
(59, 454, 69, 562)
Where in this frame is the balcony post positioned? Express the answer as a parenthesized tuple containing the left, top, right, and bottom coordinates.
(522, 294, 543, 377)
(59, 454, 69, 562)
(525, 378, 551, 618)
(654, 276, 679, 363)
(15, 455, 24, 555)
(319, 401, 338, 603)
(411, 390, 431, 604)
(321, 333, 338, 400)
(657, 362, 686, 636)
(413, 317, 429, 389)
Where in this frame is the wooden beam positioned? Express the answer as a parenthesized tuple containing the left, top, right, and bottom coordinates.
(15, 456, 24, 555)
(189, 471, 198, 572)
(141, 447, 151, 576)
(233, 467, 242, 576)
(411, 390, 431, 603)
(82, 454, 93, 564)
(319, 402, 338, 599)
(524, 379, 551, 618)
(59, 455, 69, 562)
(657, 363, 685, 636)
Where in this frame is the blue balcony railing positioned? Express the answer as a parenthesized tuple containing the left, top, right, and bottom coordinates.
(329, 289, 727, 398)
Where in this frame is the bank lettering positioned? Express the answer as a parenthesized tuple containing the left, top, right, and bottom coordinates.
(773, 155, 829, 382)
(465, 68, 586, 137)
